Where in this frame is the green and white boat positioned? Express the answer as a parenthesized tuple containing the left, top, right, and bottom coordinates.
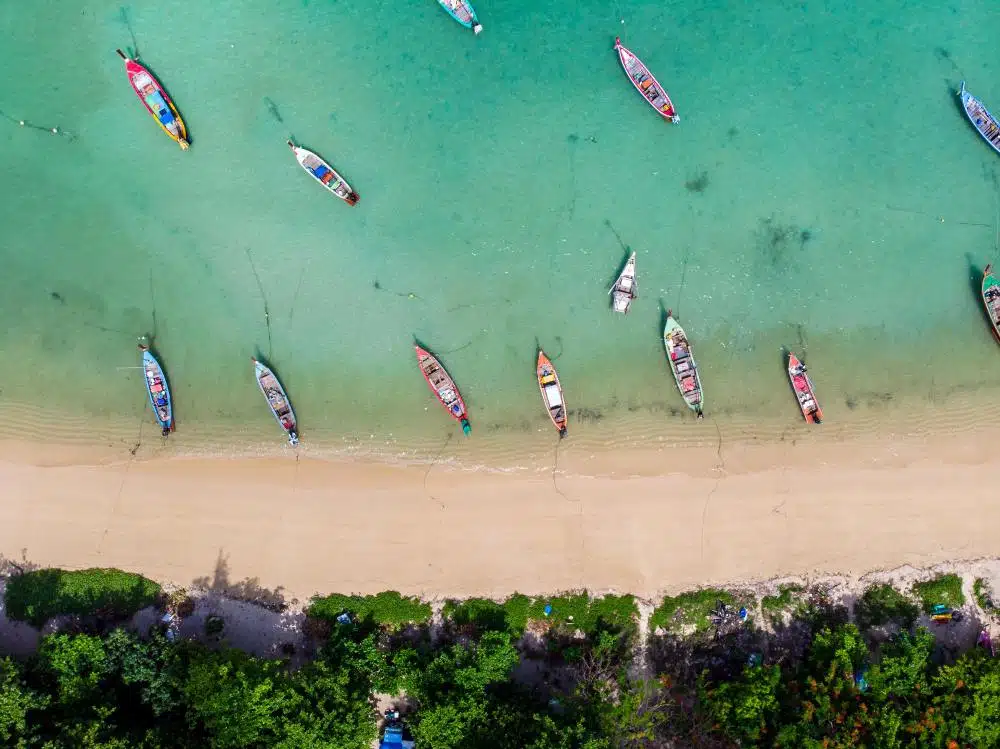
(663, 311, 703, 418)
(983, 264, 1000, 341)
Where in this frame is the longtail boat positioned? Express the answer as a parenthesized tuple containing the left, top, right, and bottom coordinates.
(116, 49, 189, 150)
(415, 344, 471, 435)
(982, 264, 1000, 340)
(287, 140, 359, 205)
(960, 82, 1000, 156)
(663, 312, 703, 417)
(252, 358, 299, 445)
(536, 349, 567, 437)
(787, 351, 822, 424)
(139, 341, 173, 435)
(609, 252, 637, 314)
(437, 0, 482, 34)
(614, 38, 679, 123)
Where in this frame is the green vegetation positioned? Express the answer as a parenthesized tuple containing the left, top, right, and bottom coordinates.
(4, 568, 161, 627)
(854, 582, 919, 630)
(4, 600, 1000, 747)
(974, 577, 996, 612)
(9, 567, 1000, 748)
(443, 592, 638, 639)
(761, 583, 805, 623)
(306, 591, 431, 628)
(650, 588, 753, 633)
(912, 573, 965, 613)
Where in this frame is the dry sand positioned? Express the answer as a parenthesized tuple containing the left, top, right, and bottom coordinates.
(2, 410, 999, 605)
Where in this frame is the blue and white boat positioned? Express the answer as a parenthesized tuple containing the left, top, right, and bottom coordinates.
(959, 82, 1000, 157)
(287, 140, 359, 205)
(253, 357, 299, 446)
(436, 0, 482, 34)
(139, 341, 173, 436)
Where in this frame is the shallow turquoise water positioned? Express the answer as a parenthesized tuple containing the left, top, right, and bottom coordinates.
(1, 0, 999, 454)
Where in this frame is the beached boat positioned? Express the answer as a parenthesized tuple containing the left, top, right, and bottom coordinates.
(437, 0, 482, 34)
(252, 357, 299, 445)
(287, 140, 359, 205)
(139, 342, 173, 435)
(536, 349, 567, 436)
(614, 38, 679, 123)
(116, 49, 189, 150)
(663, 312, 703, 417)
(415, 344, 471, 435)
(787, 351, 822, 424)
(960, 82, 1000, 156)
(982, 264, 1000, 340)
(609, 252, 637, 314)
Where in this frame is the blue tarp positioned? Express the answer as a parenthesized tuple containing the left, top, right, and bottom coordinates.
(380, 728, 405, 749)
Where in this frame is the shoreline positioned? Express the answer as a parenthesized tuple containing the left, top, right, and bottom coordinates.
(3, 410, 999, 603)
(5, 378, 1000, 470)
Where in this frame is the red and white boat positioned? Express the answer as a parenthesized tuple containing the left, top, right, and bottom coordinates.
(787, 352, 822, 424)
(536, 349, 567, 437)
(614, 38, 679, 123)
(415, 344, 471, 435)
(287, 140, 359, 206)
(116, 49, 189, 149)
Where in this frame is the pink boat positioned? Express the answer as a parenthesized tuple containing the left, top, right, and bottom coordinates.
(614, 38, 679, 123)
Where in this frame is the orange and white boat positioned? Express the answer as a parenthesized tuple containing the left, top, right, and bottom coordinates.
(614, 38, 679, 123)
(116, 49, 189, 149)
(536, 349, 567, 437)
(787, 352, 822, 424)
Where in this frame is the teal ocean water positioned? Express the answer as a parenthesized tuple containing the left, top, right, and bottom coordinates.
(1, 0, 999, 463)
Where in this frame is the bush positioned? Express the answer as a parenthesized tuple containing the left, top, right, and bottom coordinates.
(974, 578, 996, 613)
(912, 574, 965, 614)
(651, 588, 753, 633)
(854, 583, 918, 630)
(5, 568, 161, 627)
(306, 591, 431, 628)
(443, 592, 638, 639)
(762, 584, 805, 623)
(443, 598, 510, 634)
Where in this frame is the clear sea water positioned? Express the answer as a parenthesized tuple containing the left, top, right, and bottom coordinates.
(1, 0, 999, 462)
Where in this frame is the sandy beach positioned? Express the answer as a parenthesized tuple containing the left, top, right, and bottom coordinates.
(3, 403, 998, 604)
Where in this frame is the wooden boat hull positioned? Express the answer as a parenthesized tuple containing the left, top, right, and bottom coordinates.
(982, 264, 1000, 341)
(288, 140, 359, 205)
(437, 0, 482, 33)
(117, 50, 189, 149)
(663, 314, 703, 416)
(787, 352, 822, 424)
(614, 38, 679, 123)
(253, 358, 299, 445)
(960, 83, 1000, 156)
(537, 350, 567, 436)
(609, 252, 637, 314)
(415, 345, 471, 435)
(140, 345, 173, 435)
